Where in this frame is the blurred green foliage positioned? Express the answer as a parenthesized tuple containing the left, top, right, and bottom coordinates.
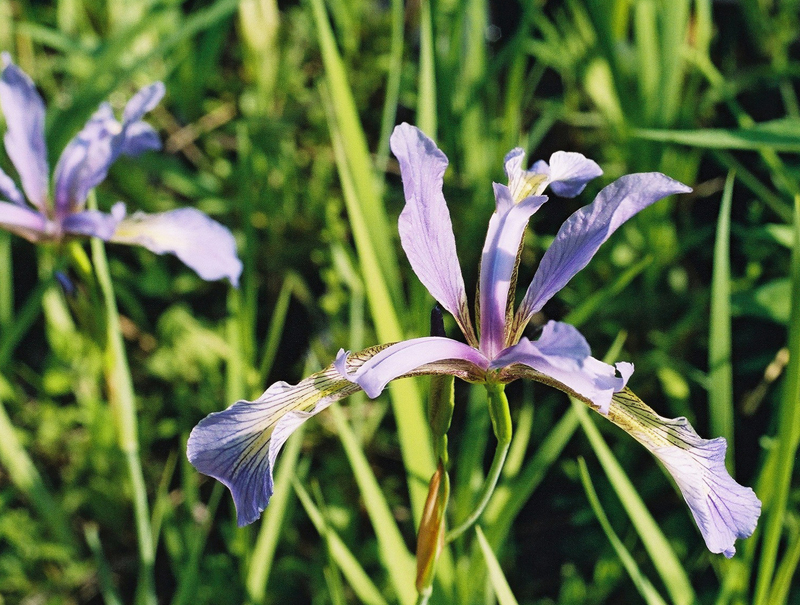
(0, 0, 799, 603)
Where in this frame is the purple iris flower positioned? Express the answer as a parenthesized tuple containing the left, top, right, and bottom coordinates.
(188, 124, 759, 557)
(0, 54, 242, 285)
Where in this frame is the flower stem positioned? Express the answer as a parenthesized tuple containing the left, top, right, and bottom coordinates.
(89, 195, 156, 605)
(446, 384, 512, 543)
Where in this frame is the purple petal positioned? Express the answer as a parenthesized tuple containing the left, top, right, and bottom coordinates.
(493, 320, 632, 413)
(514, 173, 692, 333)
(118, 121, 161, 156)
(390, 124, 476, 344)
(187, 350, 378, 525)
(504, 148, 549, 202)
(545, 151, 603, 198)
(0, 165, 24, 206)
(109, 207, 242, 285)
(62, 203, 125, 240)
(607, 389, 761, 557)
(53, 103, 121, 215)
(122, 82, 165, 124)
(336, 336, 490, 398)
(479, 184, 547, 358)
(0, 200, 48, 241)
(0, 54, 49, 211)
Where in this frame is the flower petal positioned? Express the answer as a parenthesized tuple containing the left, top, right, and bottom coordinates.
(513, 173, 692, 337)
(504, 148, 549, 202)
(0, 54, 49, 211)
(109, 208, 243, 285)
(606, 389, 761, 557)
(53, 103, 122, 215)
(187, 345, 390, 525)
(54, 84, 163, 215)
(544, 151, 603, 198)
(118, 121, 161, 156)
(390, 123, 476, 344)
(0, 200, 48, 241)
(0, 165, 24, 206)
(336, 337, 489, 399)
(122, 82, 165, 123)
(479, 184, 547, 358)
(61, 202, 125, 240)
(493, 320, 632, 413)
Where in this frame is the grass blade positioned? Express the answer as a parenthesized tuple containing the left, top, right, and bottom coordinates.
(475, 525, 519, 605)
(709, 171, 735, 469)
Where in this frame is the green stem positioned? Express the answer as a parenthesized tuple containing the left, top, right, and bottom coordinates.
(89, 195, 156, 605)
(446, 384, 512, 543)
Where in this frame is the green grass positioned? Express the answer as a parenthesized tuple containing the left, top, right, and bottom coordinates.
(0, 0, 799, 603)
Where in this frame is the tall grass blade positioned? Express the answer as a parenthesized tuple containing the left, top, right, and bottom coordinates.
(246, 425, 305, 604)
(294, 477, 390, 605)
(577, 457, 669, 605)
(753, 195, 800, 605)
(709, 171, 735, 469)
(475, 525, 519, 605)
(329, 403, 417, 605)
(572, 400, 696, 605)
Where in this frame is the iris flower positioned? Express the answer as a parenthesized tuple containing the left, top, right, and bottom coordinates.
(0, 54, 241, 284)
(188, 124, 760, 557)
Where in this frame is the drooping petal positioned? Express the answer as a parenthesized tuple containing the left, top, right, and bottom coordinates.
(606, 388, 761, 557)
(0, 165, 24, 206)
(543, 151, 604, 198)
(493, 320, 632, 413)
(513, 173, 691, 338)
(336, 336, 489, 399)
(53, 103, 121, 215)
(391, 123, 476, 344)
(0, 54, 49, 211)
(187, 344, 390, 526)
(479, 184, 547, 358)
(109, 208, 243, 285)
(0, 200, 48, 241)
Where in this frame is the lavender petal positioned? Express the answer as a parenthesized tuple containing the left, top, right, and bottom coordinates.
(109, 207, 243, 285)
(479, 184, 547, 358)
(391, 123, 475, 343)
(187, 348, 385, 525)
(493, 320, 632, 413)
(0, 200, 48, 241)
(545, 151, 604, 198)
(606, 389, 761, 557)
(514, 173, 692, 334)
(336, 337, 490, 399)
(62, 203, 125, 240)
(0, 165, 24, 206)
(0, 54, 49, 211)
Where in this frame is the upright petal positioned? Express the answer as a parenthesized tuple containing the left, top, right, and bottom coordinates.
(391, 124, 476, 344)
(504, 149, 601, 201)
(606, 389, 761, 557)
(187, 344, 390, 525)
(493, 320, 632, 413)
(0, 54, 49, 211)
(54, 84, 163, 215)
(122, 82, 165, 123)
(0, 200, 48, 241)
(479, 184, 547, 358)
(544, 151, 604, 198)
(513, 173, 691, 338)
(0, 165, 24, 206)
(109, 208, 243, 285)
(53, 103, 121, 215)
(336, 336, 489, 399)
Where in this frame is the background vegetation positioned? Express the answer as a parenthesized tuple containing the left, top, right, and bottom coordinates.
(1, 0, 799, 603)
